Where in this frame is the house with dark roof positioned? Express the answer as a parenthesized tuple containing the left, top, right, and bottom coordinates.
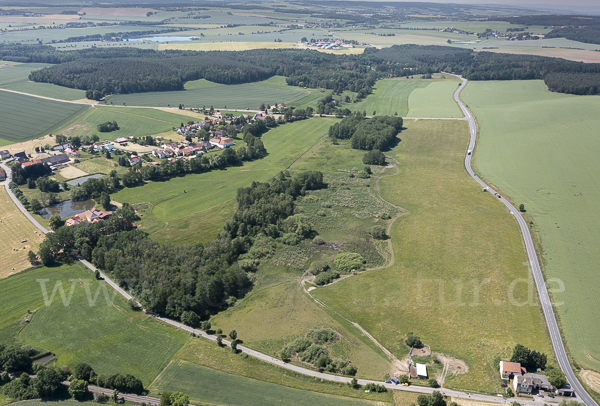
(41, 154, 69, 166)
(513, 373, 554, 394)
(0, 150, 11, 159)
(14, 151, 28, 163)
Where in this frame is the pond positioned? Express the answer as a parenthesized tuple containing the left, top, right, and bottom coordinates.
(40, 199, 95, 219)
(128, 36, 199, 42)
(66, 174, 104, 187)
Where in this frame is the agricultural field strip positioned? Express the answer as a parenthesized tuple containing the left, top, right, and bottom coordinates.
(0, 108, 545, 406)
(452, 75, 597, 406)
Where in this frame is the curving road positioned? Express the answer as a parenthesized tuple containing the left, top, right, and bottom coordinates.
(452, 75, 596, 406)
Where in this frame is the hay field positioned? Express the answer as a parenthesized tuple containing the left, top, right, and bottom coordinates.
(0, 186, 45, 280)
(462, 80, 600, 374)
(406, 80, 463, 118)
(312, 120, 554, 393)
(335, 29, 476, 47)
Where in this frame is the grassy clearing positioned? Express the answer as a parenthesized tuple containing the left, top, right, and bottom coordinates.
(0, 91, 88, 144)
(406, 81, 463, 118)
(162, 337, 392, 404)
(112, 118, 336, 245)
(103, 76, 310, 110)
(0, 263, 189, 385)
(55, 106, 193, 142)
(151, 359, 387, 406)
(0, 186, 46, 279)
(350, 79, 428, 117)
(311, 120, 554, 393)
(462, 80, 600, 374)
(158, 41, 297, 51)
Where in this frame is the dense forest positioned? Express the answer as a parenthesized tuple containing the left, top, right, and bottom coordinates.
(39, 172, 325, 321)
(0, 43, 598, 98)
(329, 113, 403, 151)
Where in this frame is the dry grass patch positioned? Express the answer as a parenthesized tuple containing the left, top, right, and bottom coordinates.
(0, 186, 45, 279)
(4, 135, 53, 155)
(581, 370, 600, 394)
(479, 48, 600, 63)
(58, 165, 88, 180)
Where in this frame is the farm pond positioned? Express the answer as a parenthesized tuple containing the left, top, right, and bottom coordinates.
(40, 200, 95, 219)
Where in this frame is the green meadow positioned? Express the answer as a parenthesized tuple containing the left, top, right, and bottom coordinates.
(151, 359, 388, 406)
(0, 264, 190, 385)
(349, 77, 461, 118)
(0, 62, 85, 100)
(112, 118, 337, 245)
(55, 106, 194, 141)
(462, 80, 600, 374)
(0, 91, 88, 145)
(104, 76, 312, 110)
(310, 120, 554, 393)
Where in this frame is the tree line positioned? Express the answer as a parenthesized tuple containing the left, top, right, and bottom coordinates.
(329, 113, 403, 151)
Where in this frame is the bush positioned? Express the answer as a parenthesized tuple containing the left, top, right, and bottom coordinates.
(380, 212, 392, 220)
(321, 202, 332, 208)
(428, 378, 439, 388)
(309, 329, 338, 344)
(363, 150, 386, 165)
(310, 260, 329, 275)
(281, 232, 301, 245)
(316, 210, 327, 217)
(300, 344, 327, 363)
(302, 195, 319, 203)
(312, 236, 325, 245)
(364, 383, 387, 392)
(333, 252, 365, 273)
(314, 271, 340, 285)
(69, 379, 88, 400)
(406, 333, 422, 348)
(292, 337, 312, 353)
(369, 226, 387, 240)
(181, 311, 200, 328)
(74, 363, 96, 382)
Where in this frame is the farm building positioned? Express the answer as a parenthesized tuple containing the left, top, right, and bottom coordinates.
(513, 373, 554, 394)
(209, 136, 234, 149)
(66, 208, 112, 226)
(0, 150, 11, 159)
(500, 361, 526, 380)
(41, 154, 69, 166)
(13, 151, 28, 163)
(416, 363, 427, 379)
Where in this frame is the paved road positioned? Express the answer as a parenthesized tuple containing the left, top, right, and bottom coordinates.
(452, 75, 596, 406)
(0, 160, 50, 233)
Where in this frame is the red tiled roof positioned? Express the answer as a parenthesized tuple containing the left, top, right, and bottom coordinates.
(501, 361, 524, 374)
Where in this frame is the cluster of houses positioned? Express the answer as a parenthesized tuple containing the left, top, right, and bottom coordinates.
(7, 150, 72, 170)
(151, 136, 234, 161)
(305, 39, 351, 50)
(66, 208, 112, 226)
(499, 361, 574, 397)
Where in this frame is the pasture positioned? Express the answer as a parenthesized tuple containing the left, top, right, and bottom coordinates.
(0, 186, 45, 280)
(349, 77, 460, 118)
(462, 80, 600, 374)
(151, 359, 389, 406)
(104, 76, 311, 110)
(0, 91, 88, 145)
(311, 120, 554, 393)
(0, 62, 85, 100)
(112, 118, 336, 245)
(55, 106, 193, 142)
(0, 263, 190, 384)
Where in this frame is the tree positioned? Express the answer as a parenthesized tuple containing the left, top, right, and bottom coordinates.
(519, 204, 526, 212)
(27, 250, 38, 265)
(547, 367, 566, 388)
(68, 379, 88, 400)
(181, 311, 200, 328)
(35, 367, 64, 398)
(399, 375, 409, 384)
(160, 391, 173, 406)
(229, 330, 237, 340)
(216, 337, 223, 346)
(428, 378, 439, 388)
(349, 377, 359, 389)
(405, 333, 422, 348)
(363, 150, 386, 165)
(369, 226, 387, 240)
(95, 270, 101, 280)
(231, 340, 238, 353)
(200, 321, 211, 331)
(170, 392, 189, 406)
(49, 214, 64, 231)
(100, 192, 111, 211)
(0, 345, 32, 371)
(74, 363, 95, 382)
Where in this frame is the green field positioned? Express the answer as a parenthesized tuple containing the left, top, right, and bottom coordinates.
(112, 117, 337, 245)
(462, 80, 600, 374)
(406, 81, 463, 118)
(309, 119, 554, 393)
(151, 359, 386, 406)
(0, 264, 190, 385)
(104, 76, 312, 110)
(55, 106, 195, 142)
(0, 62, 86, 100)
(0, 91, 89, 145)
(349, 78, 460, 118)
(335, 29, 477, 47)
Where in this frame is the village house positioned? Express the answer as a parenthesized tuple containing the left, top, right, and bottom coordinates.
(66, 208, 112, 226)
(114, 137, 128, 143)
(513, 373, 554, 394)
(0, 150, 12, 159)
(14, 151, 28, 163)
(152, 149, 167, 159)
(500, 361, 526, 380)
(213, 129, 227, 138)
(129, 155, 141, 165)
(209, 136, 234, 149)
(53, 144, 71, 151)
(41, 154, 69, 167)
(21, 159, 42, 169)
(64, 147, 80, 156)
(0, 168, 6, 179)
